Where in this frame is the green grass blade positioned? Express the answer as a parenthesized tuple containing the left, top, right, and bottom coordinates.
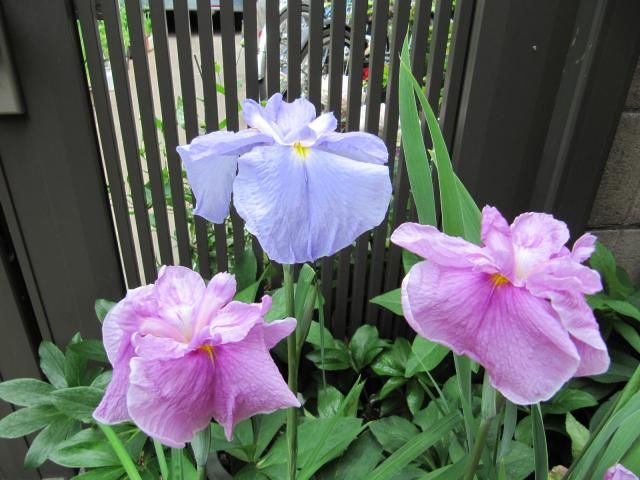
(531, 405, 548, 480)
(98, 424, 142, 480)
(369, 412, 461, 480)
(399, 39, 436, 226)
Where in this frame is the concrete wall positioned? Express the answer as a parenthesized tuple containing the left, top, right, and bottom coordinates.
(588, 61, 640, 284)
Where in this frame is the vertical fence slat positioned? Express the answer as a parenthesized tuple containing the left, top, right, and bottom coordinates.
(197, 0, 230, 274)
(174, 0, 212, 277)
(102, 0, 157, 283)
(307, 0, 324, 113)
(426, 0, 453, 118)
(76, 0, 140, 287)
(125, 0, 173, 266)
(387, 0, 435, 338)
(287, 0, 301, 99)
(149, 0, 191, 268)
(220, 0, 246, 263)
(369, 0, 411, 335)
(440, 0, 475, 151)
(345, 0, 369, 334)
(265, 0, 280, 96)
(363, 0, 389, 325)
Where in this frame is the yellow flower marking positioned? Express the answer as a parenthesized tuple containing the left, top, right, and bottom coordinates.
(199, 344, 215, 364)
(293, 142, 310, 159)
(491, 273, 510, 287)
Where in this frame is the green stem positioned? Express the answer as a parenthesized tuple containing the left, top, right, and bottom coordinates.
(197, 465, 206, 480)
(463, 417, 492, 480)
(454, 355, 475, 450)
(283, 264, 298, 480)
(153, 439, 170, 480)
(171, 448, 184, 480)
(98, 424, 142, 480)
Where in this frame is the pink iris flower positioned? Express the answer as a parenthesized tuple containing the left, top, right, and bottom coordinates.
(605, 464, 639, 480)
(93, 266, 300, 447)
(391, 206, 610, 405)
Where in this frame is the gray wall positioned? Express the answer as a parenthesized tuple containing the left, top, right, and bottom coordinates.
(589, 61, 640, 283)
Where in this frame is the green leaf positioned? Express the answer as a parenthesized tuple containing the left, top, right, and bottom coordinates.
(316, 431, 383, 480)
(402, 250, 422, 274)
(373, 377, 407, 402)
(370, 338, 411, 377)
(233, 248, 258, 291)
(349, 325, 389, 372)
(544, 389, 598, 414)
(0, 404, 62, 438)
(68, 340, 108, 363)
(369, 416, 419, 453)
(531, 404, 548, 480)
(370, 289, 403, 316)
(589, 242, 635, 299)
(71, 466, 125, 480)
(254, 410, 287, 459)
(306, 346, 351, 371)
(318, 386, 344, 418)
(0, 379, 55, 407)
(501, 441, 535, 480)
(24, 417, 78, 469)
(589, 294, 640, 321)
(64, 334, 88, 387)
(405, 336, 449, 377)
(369, 411, 460, 480)
(50, 387, 104, 422)
(235, 280, 262, 303)
(91, 370, 113, 391)
(51, 438, 120, 468)
(406, 379, 425, 415)
(565, 413, 589, 460)
(613, 320, 640, 353)
(306, 321, 336, 348)
(294, 263, 317, 319)
(39, 341, 68, 389)
(94, 299, 116, 323)
(399, 39, 436, 226)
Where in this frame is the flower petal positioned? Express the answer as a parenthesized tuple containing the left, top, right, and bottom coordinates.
(391, 223, 496, 270)
(210, 326, 300, 440)
(127, 350, 217, 448)
(605, 464, 639, 480)
(234, 144, 391, 263)
(315, 131, 389, 164)
(263, 318, 297, 349)
(209, 296, 272, 346)
(177, 128, 273, 158)
(242, 96, 284, 142)
(511, 212, 570, 280)
(571, 233, 597, 263)
(93, 344, 133, 424)
(191, 272, 236, 336)
(402, 261, 580, 404)
(481, 206, 515, 277)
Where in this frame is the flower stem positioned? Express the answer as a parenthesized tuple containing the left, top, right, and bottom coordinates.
(283, 264, 298, 480)
(171, 448, 184, 480)
(153, 439, 170, 480)
(98, 424, 142, 480)
(463, 417, 492, 480)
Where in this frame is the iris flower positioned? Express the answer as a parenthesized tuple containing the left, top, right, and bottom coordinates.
(177, 93, 392, 264)
(93, 266, 299, 446)
(391, 206, 609, 404)
(605, 465, 639, 480)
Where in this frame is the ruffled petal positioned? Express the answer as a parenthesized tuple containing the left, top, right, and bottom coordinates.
(511, 212, 570, 281)
(127, 350, 217, 448)
(93, 343, 133, 424)
(263, 318, 297, 349)
(481, 206, 515, 277)
(210, 326, 300, 440)
(402, 261, 580, 404)
(315, 131, 389, 164)
(571, 233, 597, 263)
(605, 464, 639, 480)
(132, 333, 191, 360)
(234, 144, 391, 263)
(391, 223, 496, 271)
(293, 112, 338, 146)
(277, 98, 319, 142)
(177, 128, 272, 158)
(191, 272, 236, 336)
(208, 296, 272, 346)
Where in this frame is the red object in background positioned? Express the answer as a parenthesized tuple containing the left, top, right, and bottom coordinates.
(362, 67, 369, 80)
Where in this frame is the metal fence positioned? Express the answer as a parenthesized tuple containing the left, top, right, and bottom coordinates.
(1, 0, 639, 477)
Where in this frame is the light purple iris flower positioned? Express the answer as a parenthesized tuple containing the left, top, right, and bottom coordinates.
(93, 266, 299, 447)
(391, 206, 610, 405)
(176, 93, 392, 264)
(605, 465, 639, 480)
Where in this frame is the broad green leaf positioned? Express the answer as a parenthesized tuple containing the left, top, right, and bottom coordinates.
(373, 377, 407, 402)
(24, 417, 78, 469)
(318, 386, 344, 418)
(369, 416, 419, 453)
(294, 263, 317, 319)
(91, 370, 113, 390)
(235, 281, 261, 303)
(306, 346, 351, 371)
(254, 410, 287, 459)
(306, 321, 336, 348)
(210, 421, 252, 462)
(501, 441, 535, 480)
(71, 466, 125, 480)
(399, 39, 436, 226)
(370, 338, 411, 377)
(0, 379, 54, 407)
(68, 340, 108, 364)
(589, 242, 634, 299)
(565, 413, 589, 460)
(369, 411, 461, 480)
(39, 341, 68, 389)
(420, 455, 469, 480)
(49, 439, 119, 468)
(296, 285, 318, 355)
(316, 431, 383, 480)
(233, 248, 257, 291)
(64, 334, 88, 387)
(191, 425, 210, 469)
(349, 325, 389, 372)
(50, 387, 104, 422)
(613, 320, 640, 353)
(531, 405, 548, 480)
(402, 250, 422, 274)
(0, 404, 62, 438)
(406, 379, 425, 415)
(588, 294, 640, 321)
(370, 288, 403, 316)
(265, 287, 286, 321)
(94, 299, 116, 323)
(544, 389, 598, 414)
(405, 336, 449, 377)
